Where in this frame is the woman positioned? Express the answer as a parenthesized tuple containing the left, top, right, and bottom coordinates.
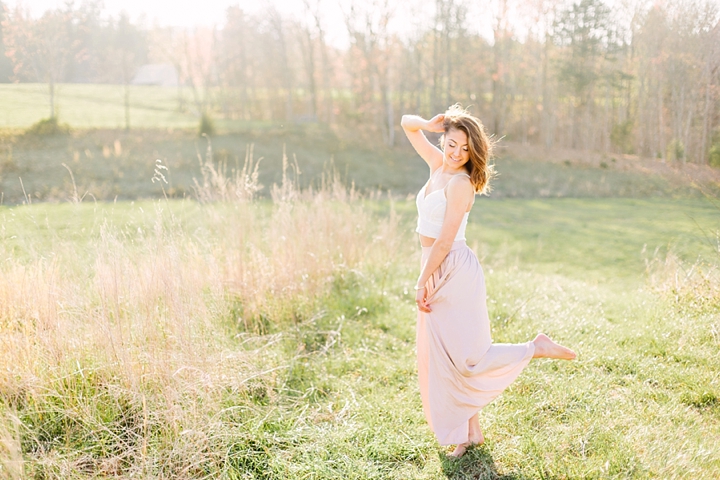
(401, 105, 576, 458)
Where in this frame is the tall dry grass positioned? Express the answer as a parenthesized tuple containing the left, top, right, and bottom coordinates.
(647, 252, 720, 310)
(0, 152, 406, 477)
(646, 194, 719, 312)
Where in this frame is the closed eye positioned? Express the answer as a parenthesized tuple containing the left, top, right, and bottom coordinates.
(449, 141, 468, 151)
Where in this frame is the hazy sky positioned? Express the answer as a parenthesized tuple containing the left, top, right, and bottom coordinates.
(14, 0, 330, 26)
(8, 0, 447, 48)
(11, 0, 428, 48)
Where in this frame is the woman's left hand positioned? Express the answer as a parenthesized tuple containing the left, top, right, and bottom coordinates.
(416, 287, 432, 313)
(425, 114, 445, 133)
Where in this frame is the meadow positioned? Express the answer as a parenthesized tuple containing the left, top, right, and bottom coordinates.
(0, 84, 719, 479)
(2, 187, 719, 478)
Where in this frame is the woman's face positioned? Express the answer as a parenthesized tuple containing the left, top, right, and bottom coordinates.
(443, 128, 470, 169)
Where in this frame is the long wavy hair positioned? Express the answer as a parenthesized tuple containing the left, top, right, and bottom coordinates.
(440, 104, 496, 195)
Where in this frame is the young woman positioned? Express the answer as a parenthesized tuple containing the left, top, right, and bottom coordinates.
(401, 105, 576, 458)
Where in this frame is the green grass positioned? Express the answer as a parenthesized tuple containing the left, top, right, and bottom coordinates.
(0, 84, 200, 130)
(472, 197, 719, 283)
(0, 128, 710, 206)
(1, 195, 718, 478)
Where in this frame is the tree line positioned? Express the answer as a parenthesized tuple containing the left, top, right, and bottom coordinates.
(1, 0, 719, 164)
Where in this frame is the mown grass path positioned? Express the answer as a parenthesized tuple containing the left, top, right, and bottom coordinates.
(0, 197, 718, 479)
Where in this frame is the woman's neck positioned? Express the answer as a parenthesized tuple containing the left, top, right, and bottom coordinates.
(441, 163, 468, 176)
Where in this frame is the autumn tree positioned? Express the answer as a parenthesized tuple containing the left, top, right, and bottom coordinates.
(343, 0, 397, 144)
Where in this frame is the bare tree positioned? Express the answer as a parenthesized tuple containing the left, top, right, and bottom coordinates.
(490, 0, 512, 136)
(302, 0, 334, 123)
(110, 13, 146, 130)
(3, 4, 82, 119)
(700, 21, 720, 163)
(343, 0, 396, 144)
(218, 7, 253, 120)
(0, 1, 14, 82)
(188, 28, 214, 117)
(267, 7, 294, 122)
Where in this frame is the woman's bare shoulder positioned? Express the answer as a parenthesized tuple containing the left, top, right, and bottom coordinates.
(447, 173, 473, 190)
(445, 174, 474, 203)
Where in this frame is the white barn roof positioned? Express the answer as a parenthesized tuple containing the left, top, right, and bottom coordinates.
(131, 64, 179, 87)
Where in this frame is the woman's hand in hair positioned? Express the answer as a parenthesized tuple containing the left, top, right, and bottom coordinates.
(425, 114, 445, 133)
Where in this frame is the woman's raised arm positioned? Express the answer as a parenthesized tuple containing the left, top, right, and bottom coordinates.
(401, 114, 444, 172)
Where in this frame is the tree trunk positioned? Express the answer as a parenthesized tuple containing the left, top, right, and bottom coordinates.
(124, 82, 130, 131)
(274, 19, 293, 122)
(314, 15, 332, 123)
(542, 32, 553, 148)
(382, 64, 394, 146)
(431, 3, 441, 114)
(301, 27, 318, 119)
(701, 65, 712, 163)
(658, 82, 665, 161)
(49, 80, 55, 119)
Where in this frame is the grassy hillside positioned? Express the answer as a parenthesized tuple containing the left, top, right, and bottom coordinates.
(1, 83, 718, 206)
(1, 127, 716, 206)
(0, 189, 718, 478)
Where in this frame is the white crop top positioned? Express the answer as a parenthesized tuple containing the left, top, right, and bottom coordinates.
(415, 173, 470, 241)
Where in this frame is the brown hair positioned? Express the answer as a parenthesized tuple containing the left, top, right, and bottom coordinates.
(440, 104, 496, 195)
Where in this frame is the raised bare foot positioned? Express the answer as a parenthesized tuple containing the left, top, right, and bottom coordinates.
(532, 333, 577, 360)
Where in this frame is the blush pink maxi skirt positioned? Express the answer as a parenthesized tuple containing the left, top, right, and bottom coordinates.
(417, 240, 535, 446)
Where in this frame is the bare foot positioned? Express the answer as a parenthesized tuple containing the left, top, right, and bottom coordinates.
(449, 442, 470, 458)
(449, 415, 485, 458)
(467, 412, 485, 445)
(532, 333, 576, 360)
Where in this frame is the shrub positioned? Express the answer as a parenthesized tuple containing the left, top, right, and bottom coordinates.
(710, 145, 720, 168)
(667, 139, 685, 162)
(199, 113, 215, 137)
(24, 117, 70, 136)
(709, 132, 720, 168)
(610, 119, 634, 153)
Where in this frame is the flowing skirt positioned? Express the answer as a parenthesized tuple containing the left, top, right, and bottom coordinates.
(417, 240, 534, 446)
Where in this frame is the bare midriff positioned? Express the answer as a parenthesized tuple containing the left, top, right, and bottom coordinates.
(419, 234, 436, 247)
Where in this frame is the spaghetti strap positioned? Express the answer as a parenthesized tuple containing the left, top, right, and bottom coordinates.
(441, 172, 472, 196)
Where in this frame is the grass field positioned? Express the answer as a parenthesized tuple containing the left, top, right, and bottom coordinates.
(1, 187, 718, 478)
(0, 84, 201, 130)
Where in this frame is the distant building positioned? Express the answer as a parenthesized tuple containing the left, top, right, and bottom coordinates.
(131, 64, 179, 87)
